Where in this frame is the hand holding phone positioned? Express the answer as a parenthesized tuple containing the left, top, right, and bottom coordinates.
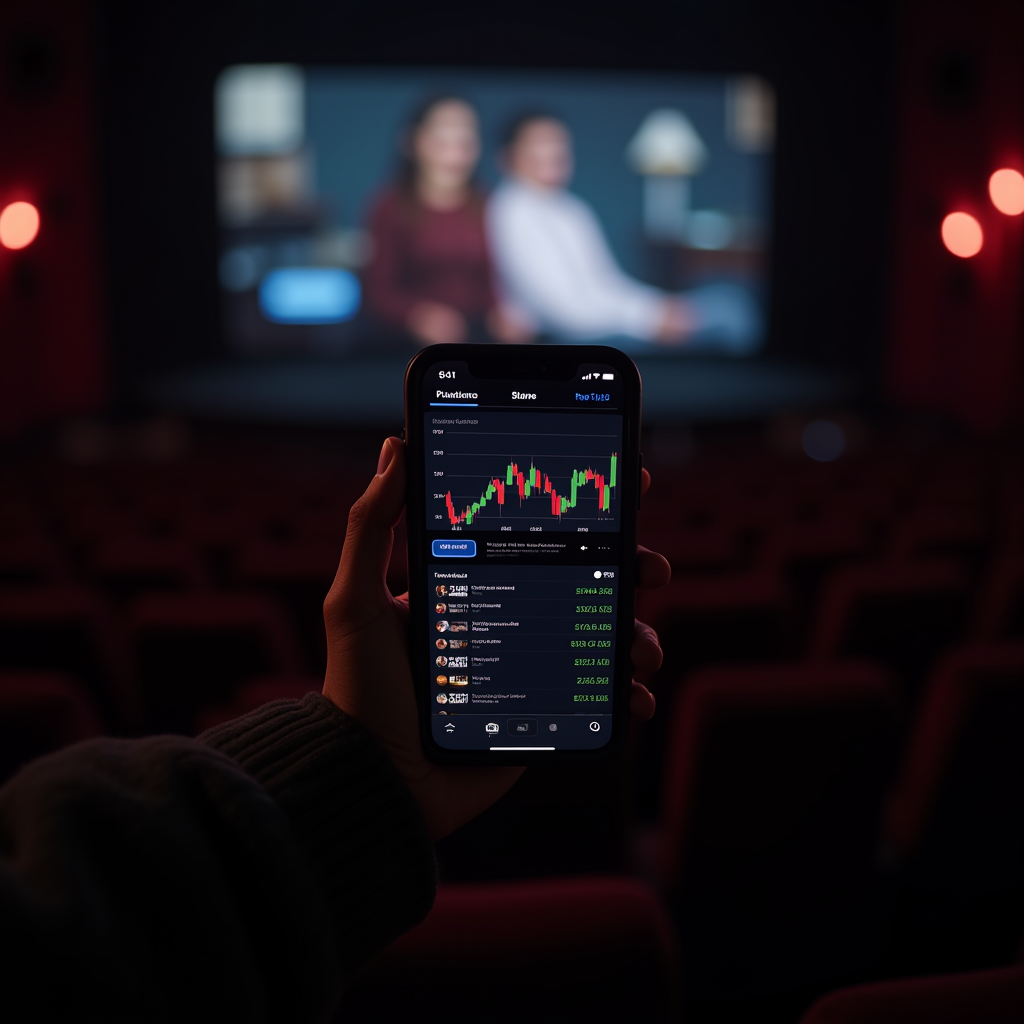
(322, 434, 669, 840)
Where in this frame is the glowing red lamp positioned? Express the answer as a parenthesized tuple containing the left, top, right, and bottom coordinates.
(941, 212, 983, 258)
(0, 201, 41, 250)
(989, 168, 1024, 216)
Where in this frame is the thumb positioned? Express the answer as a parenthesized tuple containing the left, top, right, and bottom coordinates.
(326, 437, 406, 627)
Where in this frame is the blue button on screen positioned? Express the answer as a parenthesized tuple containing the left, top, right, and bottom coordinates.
(432, 540, 477, 558)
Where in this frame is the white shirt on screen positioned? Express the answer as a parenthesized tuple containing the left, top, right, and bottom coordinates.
(486, 179, 666, 342)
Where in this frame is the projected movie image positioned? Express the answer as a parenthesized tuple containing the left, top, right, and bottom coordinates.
(216, 66, 774, 357)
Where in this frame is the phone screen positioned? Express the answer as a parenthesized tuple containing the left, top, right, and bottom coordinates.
(408, 350, 639, 757)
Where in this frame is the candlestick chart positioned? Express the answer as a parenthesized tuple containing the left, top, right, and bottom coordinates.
(426, 412, 622, 533)
(443, 454, 617, 525)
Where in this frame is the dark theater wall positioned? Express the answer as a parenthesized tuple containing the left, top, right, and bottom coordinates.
(0, 0, 108, 442)
(3, 1, 1021, 437)
(92, 0, 898, 398)
(887, 0, 1024, 433)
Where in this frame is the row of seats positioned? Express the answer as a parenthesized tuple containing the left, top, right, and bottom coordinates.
(2, 645, 1020, 1021)
(2, 547, 1019, 737)
(2, 433, 1021, 1022)
(341, 878, 1024, 1024)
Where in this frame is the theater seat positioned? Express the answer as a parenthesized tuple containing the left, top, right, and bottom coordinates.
(128, 592, 302, 733)
(886, 505, 988, 562)
(882, 641, 1024, 971)
(343, 878, 681, 1024)
(232, 540, 340, 673)
(0, 531, 69, 586)
(756, 516, 872, 613)
(0, 585, 136, 731)
(639, 520, 741, 575)
(0, 671, 104, 785)
(653, 662, 899, 1021)
(174, 505, 264, 553)
(86, 535, 211, 602)
(637, 571, 797, 683)
(807, 558, 972, 702)
(799, 965, 1024, 1024)
(972, 549, 1023, 641)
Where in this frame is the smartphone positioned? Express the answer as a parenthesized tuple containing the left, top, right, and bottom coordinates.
(404, 344, 642, 765)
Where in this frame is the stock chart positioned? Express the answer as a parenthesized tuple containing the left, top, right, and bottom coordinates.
(426, 411, 622, 533)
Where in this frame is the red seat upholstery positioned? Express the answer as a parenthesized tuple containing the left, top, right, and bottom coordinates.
(87, 535, 211, 601)
(0, 671, 104, 785)
(640, 520, 741, 575)
(807, 558, 972, 701)
(344, 878, 681, 1024)
(0, 531, 69, 585)
(232, 539, 340, 673)
(883, 641, 1024, 970)
(757, 516, 872, 613)
(128, 592, 302, 733)
(173, 505, 264, 552)
(972, 549, 1023, 641)
(0, 585, 136, 730)
(638, 571, 797, 681)
(799, 965, 1024, 1024)
(654, 662, 899, 1020)
(631, 573, 799, 820)
(886, 505, 988, 561)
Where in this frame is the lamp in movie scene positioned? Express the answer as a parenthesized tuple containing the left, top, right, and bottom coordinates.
(626, 110, 707, 242)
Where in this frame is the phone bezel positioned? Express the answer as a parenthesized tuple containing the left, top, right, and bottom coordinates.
(404, 344, 642, 766)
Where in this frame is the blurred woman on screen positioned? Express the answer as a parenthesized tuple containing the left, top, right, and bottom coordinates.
(364, 95, 529, 346)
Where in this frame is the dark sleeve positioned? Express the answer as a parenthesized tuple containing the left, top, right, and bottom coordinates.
(0, 693, 437, 1024)
(362, 190, 422, 326)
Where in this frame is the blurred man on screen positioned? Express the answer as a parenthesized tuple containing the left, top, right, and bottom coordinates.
(487, 113, 759, 353)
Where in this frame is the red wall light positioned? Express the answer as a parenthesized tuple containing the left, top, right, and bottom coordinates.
(0, 201, 41, 250)
(941, 212, 983, 258)
(989, 168, 1024, 216)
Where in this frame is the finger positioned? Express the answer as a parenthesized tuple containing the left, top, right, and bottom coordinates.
(629, 680, 656, 721)
(326, 437, 406, 626)
(637, 545, 672, 590)
(393, 591, 410, 626)
(641, 467, 651, 496)
(631, 618, 663, 674)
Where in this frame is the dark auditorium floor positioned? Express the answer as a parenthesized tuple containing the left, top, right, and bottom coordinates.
(1, 414, 1021, 1023)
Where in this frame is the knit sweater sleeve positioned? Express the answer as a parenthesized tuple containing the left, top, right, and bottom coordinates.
(0, 692, 437, 1023)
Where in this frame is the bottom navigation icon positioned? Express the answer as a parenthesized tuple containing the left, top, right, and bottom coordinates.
(589, 721, 601, 732)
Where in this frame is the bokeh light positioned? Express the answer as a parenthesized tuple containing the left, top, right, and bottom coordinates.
(941, 212, 983, 258)
(989, 168, 1024, 216)
(0, 201, 41, 250)
(802, 420, 846, 462)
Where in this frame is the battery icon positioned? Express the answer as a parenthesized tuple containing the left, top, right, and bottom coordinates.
(602, 373, 614, 380)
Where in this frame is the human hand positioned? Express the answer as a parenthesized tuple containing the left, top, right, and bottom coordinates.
(322, 438, 670, 841)
(407, 302, 467, 346)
